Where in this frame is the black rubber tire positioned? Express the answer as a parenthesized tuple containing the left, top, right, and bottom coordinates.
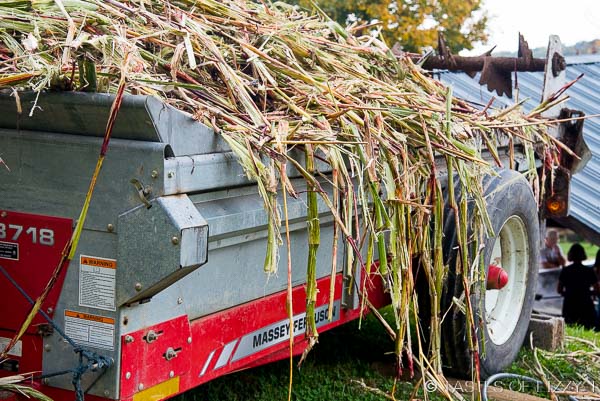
(441, 169, 540, 378)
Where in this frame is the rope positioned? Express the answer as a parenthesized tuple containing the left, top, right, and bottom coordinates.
(0, 265, 114, 401)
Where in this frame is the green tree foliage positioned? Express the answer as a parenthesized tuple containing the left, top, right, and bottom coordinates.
(288, 0, 488, 53)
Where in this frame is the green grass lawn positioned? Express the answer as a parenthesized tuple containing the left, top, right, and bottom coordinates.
(502, 326, 600, 399)
(560, 238, 598, 264)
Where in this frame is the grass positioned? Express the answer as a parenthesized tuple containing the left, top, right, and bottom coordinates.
(503, 326, 600, 399)
(560, 239, 598, 264)
(173, 312, 600, 401)
(173, 308, 445, 401)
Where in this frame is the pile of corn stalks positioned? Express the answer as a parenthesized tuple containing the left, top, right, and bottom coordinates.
(0, 0, 565, 396)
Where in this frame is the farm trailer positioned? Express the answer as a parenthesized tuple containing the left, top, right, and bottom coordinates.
(0, 50, 587, 401)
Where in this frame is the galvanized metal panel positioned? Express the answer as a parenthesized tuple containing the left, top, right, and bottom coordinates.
(440, 55, 600, 242)
(116, 195, 208, 306)
(43, 230, 120, 399)
(0, 130, 167, 232)
(120, 179, 344, 334)
(0, 92, 226, 157)
(163, 149, 333, 195)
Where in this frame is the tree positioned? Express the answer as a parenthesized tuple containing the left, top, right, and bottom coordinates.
(289, 0, 488, 53)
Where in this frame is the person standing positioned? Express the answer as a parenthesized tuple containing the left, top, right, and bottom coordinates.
(540, 230, 566, 269)
(557, 244, 599, 330)
(593, 249, 600, 280)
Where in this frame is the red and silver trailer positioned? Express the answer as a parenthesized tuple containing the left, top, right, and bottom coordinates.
(0, 37, 587, 401)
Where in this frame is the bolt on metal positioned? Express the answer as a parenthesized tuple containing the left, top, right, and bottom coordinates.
(164, 347, 178, 360)
(145, 330, 158, 343)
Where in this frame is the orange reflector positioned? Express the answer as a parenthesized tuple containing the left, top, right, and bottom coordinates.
(546, 197, 567, 216)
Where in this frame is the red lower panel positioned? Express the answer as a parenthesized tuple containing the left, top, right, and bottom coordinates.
(120, 315, 193, 399)
(0, 210, 73, 334)
(3, 268, 385, 401)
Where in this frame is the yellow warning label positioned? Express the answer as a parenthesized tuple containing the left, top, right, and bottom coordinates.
(80, 255, 117, 269)
(133, 377, 180, 401)
(65, 310, 115, 325)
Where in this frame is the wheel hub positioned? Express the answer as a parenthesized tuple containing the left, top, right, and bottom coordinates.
(487, 264, 509, 290)
(484, 215, 529, 346)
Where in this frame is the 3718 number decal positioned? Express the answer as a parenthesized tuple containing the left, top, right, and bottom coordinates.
(0, 223, 55, 246)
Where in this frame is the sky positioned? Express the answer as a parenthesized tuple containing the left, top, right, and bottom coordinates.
(463, 0, 600, 55)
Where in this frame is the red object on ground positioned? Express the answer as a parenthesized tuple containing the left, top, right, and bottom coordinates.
(487, 264, 509, 290)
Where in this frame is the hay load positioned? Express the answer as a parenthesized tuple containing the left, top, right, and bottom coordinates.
(0, 0, 562, 391)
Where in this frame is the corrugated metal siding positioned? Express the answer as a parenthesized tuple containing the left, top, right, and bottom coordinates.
(439, 55, 600, 238)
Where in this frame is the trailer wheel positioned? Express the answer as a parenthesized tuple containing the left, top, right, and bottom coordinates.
(441, 169, 540, 378)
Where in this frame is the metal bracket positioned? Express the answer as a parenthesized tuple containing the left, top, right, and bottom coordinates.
(130, 178, 152, 209)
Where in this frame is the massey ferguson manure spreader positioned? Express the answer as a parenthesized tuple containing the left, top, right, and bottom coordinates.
(0, 8, 588, 399)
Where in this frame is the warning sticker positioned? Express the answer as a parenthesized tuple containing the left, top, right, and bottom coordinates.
(0, 336, 23, 357)
(0, 241, 18, 261)
(79, 255, 116, 311)
(64, 310, 115, 351)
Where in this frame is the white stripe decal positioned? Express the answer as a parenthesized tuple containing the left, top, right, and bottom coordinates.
(213, 340, 238, 370)
(231, 301, 340, 362)
(199, 350, 216, 376)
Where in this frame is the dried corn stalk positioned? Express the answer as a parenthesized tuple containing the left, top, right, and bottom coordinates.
(0, 0, 562, 394)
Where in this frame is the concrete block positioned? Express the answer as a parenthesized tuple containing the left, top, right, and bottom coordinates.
(526, 313, 565, 351)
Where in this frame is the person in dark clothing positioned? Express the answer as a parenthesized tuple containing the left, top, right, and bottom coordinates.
(594, 249, 600, 280)
(557, 244, 599, 330)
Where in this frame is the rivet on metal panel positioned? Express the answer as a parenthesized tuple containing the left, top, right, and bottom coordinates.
(46, 307, 53, 314)
(44, 344, 51, 352)
(125, 335, 134, 344)
(135, 283, 143, 292)
(0, 211, 6, 218)
(125, 372, 131, 380)
(167, 171, 175, 178)
(171, 236, 179, 245)
(104, 390, 110, 397)
(151, 170, 159, 179)
(169, 371, 174, 378)
(187, 337, 192, 344)
(138, 383, 144, 391)
(107, 223, 115, 232)
(177, 297, 183, 305)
